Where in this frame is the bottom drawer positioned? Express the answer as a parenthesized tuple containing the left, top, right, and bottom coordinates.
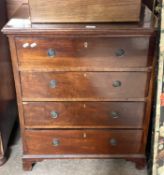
(24, 130, 144, 155)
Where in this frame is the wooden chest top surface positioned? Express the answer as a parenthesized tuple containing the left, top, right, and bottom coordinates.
(2, 5, 157, 35)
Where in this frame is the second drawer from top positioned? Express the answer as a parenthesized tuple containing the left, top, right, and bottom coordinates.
(20, 71, 150, 100)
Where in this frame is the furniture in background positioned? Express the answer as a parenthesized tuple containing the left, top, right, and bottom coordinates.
(6, 0, 158, 18)
(0, 0, 17, 165)
(5, 0, 156, 20)
(2, 2, 157, 171)
(143, 0, 156, 10)
(6, 0, 28, 18)
(28, 0, 142, 23)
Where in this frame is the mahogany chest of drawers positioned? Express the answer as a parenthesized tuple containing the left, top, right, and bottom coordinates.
(2, 5, 157, 171)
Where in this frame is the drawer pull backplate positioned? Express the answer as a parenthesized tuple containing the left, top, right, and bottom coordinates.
(115, 48, 125, 57)
(110, 138, 117, 146)
(52, 139, 60, 147)
(50, 111, 58, 119)
(49, 80, 57, 88)
(113, 81, 122, 87)
(111, 111, 120, 119)
(48, 48, 56, 57)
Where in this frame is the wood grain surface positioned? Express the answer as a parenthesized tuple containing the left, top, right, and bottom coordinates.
(23, 101, 146, 129)
(28, 0, 141, 23)
(16, 36, 151, 71)
(24, 129, 144, 155)
(20, 72, 150, 100)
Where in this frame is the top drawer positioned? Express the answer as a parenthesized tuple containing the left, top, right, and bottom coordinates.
(28, 0, 141, 23)
(15, 37, 151, 71)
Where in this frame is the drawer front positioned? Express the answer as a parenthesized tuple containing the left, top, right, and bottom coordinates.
(21, 72, 150, 99)
(23, 102, 146, 129)
(24, 130, 144, 155)
(16, 37, 150, 70)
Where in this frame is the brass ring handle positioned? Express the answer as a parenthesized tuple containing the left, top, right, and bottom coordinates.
(52, 139, 60, 147)
(50, 111, 58, 119)
(115, 48, 125, 57)
(111, 111, 120, 119)
(113, 81, 121, 87)
(49, 80, 57, 88)
(110, 138, 117, 146)
(48, 48, 56, 57)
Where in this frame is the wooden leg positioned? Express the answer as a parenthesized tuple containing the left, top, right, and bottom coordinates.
(126, 158, 147, 170)
(0, 156, 7, 166)
(23, 159, 35, 171)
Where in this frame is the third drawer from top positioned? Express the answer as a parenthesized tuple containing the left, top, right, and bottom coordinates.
(23, 101, 146, 129)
